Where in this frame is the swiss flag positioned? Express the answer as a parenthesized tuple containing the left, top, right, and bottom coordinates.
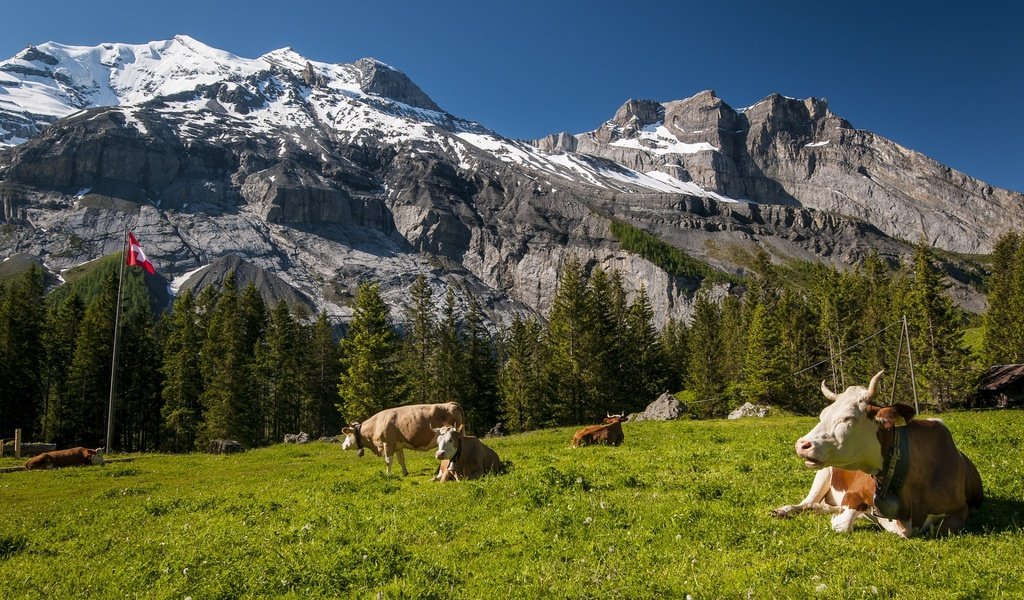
(126, 231, 156, 275)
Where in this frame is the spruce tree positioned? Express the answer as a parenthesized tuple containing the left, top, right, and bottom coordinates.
(160, 289, 205, 451)
(462, 294, 500, 434)
(433, 288, 466, 407)
(499, 316, 549, 432)
(545, 256, 594, 425)
(585, 267, 626, 417)
(42, 291, 85, 442)
(659, 317, 689, 393)
(259, 301, 305, 442)
(625, 287, 668, 411)
(981, 232, 1020, 366)
(0, 266, 47, 439)
(200, 272, 261, 447)
(905, 243, 974, 409)
(337, 281, 403, 421)
(305, 313, 342, 435)
(686, 288, 726, 417)
(64, 273, 119, 446)
(117, 304, 163, 451)
(741, 302, 791, 406)
(401, 274, 438, 405)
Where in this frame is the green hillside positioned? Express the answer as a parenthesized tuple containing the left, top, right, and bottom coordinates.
(2, 412, 1022, 598)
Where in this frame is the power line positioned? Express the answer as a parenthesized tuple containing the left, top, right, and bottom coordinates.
(793, 319, 905, 376)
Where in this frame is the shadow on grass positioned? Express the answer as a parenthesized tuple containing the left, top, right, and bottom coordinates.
(966, 495, 1024, 534)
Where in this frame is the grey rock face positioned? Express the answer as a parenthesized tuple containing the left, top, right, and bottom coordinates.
(728, 402, 771, 419)
(0, 37, 1012, 329)
(632, 392, 683, 421)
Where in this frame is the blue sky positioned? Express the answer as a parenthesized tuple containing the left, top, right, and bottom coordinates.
(3, 0, 1022, 192)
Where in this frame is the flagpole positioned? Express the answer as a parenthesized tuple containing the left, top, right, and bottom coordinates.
(106, 223, 128, 452)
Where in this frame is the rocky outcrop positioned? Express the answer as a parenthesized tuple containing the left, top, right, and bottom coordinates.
(0, 37, 1013, 328)
(631, 392, 683, 421)
(728, 402, 771, 419)
(354, 58, 442, 112)
(571, 91, 1024, 254)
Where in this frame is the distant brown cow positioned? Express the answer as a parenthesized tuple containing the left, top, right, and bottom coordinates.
(342, 402, 465, 476)
(571, 414, 626, 447)
(24, 447, 105, 470)
(433, 426, 503, 481)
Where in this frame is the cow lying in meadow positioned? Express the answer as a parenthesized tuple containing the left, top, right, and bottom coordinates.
(774, 371, 983, 537)
(572, 414, 626, 447)
(433, 425, 503, 482)
(24, 447, 105, 470)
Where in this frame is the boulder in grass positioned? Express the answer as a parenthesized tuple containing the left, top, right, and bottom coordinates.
(728, 402, 771, 420)
(208, 439, 244, 454)
(632, 392, 683, 421)
(284, 432, 310, 444)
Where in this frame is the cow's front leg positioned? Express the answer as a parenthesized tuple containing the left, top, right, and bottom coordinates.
(830, 508, 865, 532)
(773, 468, 834, 518)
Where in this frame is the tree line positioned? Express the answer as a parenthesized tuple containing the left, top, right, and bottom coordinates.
(1, 233, 1016, 451)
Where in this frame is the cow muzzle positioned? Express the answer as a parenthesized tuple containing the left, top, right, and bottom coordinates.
(795, 439, 823, 468)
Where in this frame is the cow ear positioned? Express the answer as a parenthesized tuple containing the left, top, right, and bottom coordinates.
(867, 403, 916, 429)
(342, 427, 354, 435)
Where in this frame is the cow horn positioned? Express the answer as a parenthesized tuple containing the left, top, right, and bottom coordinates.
(866, 370, 884, 400)
(821, 380, 838, 401)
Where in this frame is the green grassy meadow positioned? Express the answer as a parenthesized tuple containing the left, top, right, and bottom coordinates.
(2, 412, 1023, 599)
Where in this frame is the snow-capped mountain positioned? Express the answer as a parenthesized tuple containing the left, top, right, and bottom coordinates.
(1, 36, 1021, 322)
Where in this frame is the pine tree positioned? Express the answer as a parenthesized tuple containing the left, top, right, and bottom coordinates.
(905, 243, 974, 409)
(337, 281, 403, 421)
(117, 304, 163, 451)
(42, 291, 85, 442)
(63, 273, 119, 447)
(160, 290, 205, 451)
(741, 302, 791, 406)
(433, 288, 466, 407)
(659, 317, 689, 393)
(624, 287, 668, 411)
(981, 232, 1020, 365)
(0, 266, 47, 439)
(686, 288, 726, 417)
(259, 301, 305, 443)
(200, 272, 261, 447)
(401, 274, 438, 405)
(305, 313, 342, 435)
(462, 294, 500, 434)
(584, 267, 626, 417)
(499, 316, 549, 432)
(545, 256, 594, 425)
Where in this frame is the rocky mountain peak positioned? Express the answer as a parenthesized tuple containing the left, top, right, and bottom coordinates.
(611, 99, 663, 129)
(353, 57, 442, 112)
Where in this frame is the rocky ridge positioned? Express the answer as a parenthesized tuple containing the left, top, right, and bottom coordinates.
(1, 37, 1020, 326)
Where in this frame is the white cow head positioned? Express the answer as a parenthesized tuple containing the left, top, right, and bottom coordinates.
(91, 447, 105, 465)
(340, 423, 364, 456)
(433, 426, 460, 460)
(795, 371, 916, 474)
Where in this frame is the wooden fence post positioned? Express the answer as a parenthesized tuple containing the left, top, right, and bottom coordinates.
(14, 429, 22, 459)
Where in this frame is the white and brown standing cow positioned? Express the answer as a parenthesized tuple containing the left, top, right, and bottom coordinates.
(433, 425, 503, 482)
(341, 402, 464, 476)
(774, 371, 983, 537)
(571, 414, 626, 448)
(24, 447, 105, 470)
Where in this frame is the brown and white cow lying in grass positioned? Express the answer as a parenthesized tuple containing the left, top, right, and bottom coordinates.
(433, 426, 503, 482)
(571, 414, 626, 448)
(341, 402, 465, 476)
(24, 447, 105, 470)
(774, 371, 983, 537)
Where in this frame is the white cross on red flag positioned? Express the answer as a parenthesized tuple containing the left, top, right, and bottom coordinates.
(126, 231, 156, 275)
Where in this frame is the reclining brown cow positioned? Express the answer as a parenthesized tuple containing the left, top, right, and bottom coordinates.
(433, 425, 503, 482)
(24, 447, 105, 470)
(774, 371, 983, 537)
(572, 414, 626, 447)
